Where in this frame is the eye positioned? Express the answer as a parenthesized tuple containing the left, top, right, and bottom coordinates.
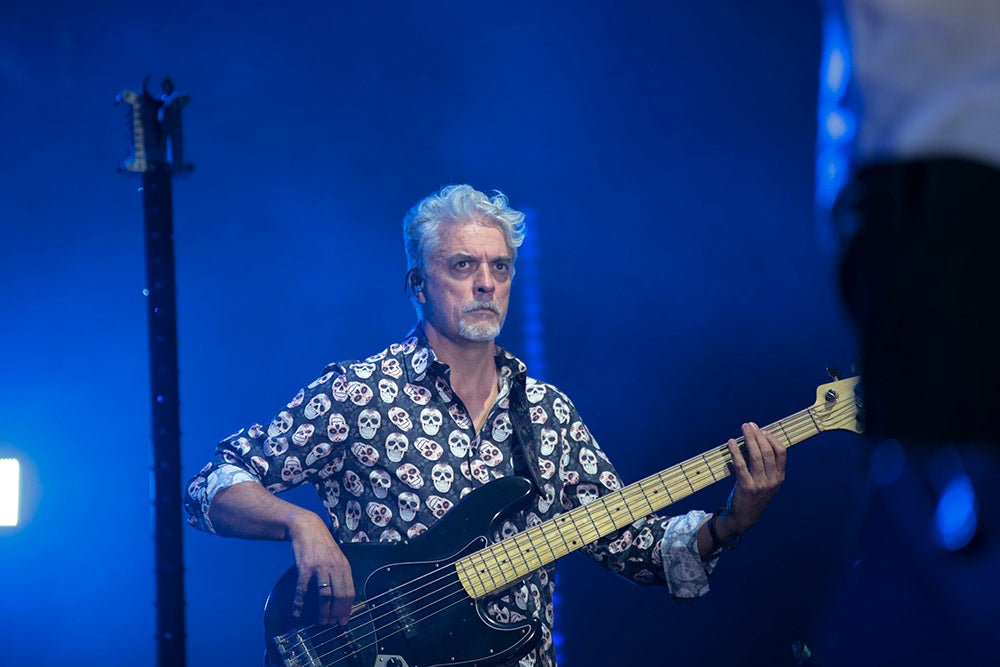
(491, 261, 511, 278)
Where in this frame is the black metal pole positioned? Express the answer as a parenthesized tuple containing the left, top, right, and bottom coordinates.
(142, 162, 186, 667)
(119, 78, 191, 667)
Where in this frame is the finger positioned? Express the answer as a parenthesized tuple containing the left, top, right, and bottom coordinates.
(332, 571, 356, 626)
(317, 581, 335, 625)
(742, 423, 766, 476)
(750, 423, 778, 476)
(748, 426, 784, 483)
(762, 429, 787, 478)
(332, 596, 353, 626)
(293, 571, 313, 618)
(727, 437, 752, 486)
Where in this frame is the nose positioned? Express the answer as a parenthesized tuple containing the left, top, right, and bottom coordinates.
(474, 263, 495, 294)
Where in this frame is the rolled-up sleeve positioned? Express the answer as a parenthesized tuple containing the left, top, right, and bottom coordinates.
(660, 510, 718, 600)
(185, 463, 262, 534)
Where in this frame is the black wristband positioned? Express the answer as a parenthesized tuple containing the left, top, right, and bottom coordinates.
(708, 508, 742, 552)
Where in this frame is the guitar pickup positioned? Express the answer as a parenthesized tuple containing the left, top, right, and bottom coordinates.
(389, 594, 419, 639)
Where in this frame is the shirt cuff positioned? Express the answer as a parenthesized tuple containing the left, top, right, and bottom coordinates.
(200, 464, 261, 534)
(660, 510, 717, 600)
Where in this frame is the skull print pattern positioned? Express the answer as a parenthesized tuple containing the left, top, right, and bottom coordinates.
(185, 329, 710, 667)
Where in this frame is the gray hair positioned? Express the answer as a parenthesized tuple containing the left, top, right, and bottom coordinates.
(403, 184, 526, 280)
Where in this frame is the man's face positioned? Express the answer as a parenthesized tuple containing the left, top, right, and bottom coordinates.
(418, 220, 513, 344)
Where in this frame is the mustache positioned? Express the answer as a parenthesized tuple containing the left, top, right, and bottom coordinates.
(462, 301, 501, 315)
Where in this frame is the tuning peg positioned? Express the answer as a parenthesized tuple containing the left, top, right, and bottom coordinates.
(851, 361, 862, 375)
(826, 365, 842, 381)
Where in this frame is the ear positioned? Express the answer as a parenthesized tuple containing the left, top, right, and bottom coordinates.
(408, 270, 427, 303)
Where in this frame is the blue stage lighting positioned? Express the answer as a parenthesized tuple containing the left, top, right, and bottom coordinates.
(518, 209, 546, 381)
(934, 473, 978, 551)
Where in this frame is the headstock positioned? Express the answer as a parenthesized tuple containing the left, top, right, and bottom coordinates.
(811, 376, 864, 434)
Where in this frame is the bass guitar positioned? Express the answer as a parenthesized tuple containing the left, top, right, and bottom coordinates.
(264, 377, 863, 667)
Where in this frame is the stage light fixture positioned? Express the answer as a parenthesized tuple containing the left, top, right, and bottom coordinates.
(0, 458, 20, 527)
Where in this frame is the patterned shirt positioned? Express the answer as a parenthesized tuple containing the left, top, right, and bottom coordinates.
(185, 327, 718, 667)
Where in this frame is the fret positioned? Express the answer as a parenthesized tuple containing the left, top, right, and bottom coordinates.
(565, 509, 594, 549)
(651, 470, 676, 510)
(663, 468, 693, 501)
(516, 530, 545, 571)
(805, 407, 822, 436)
(532, 520, 563, 563)
(604, 493, 637, 528)
(501, 534, 528, 574)
(775, 418, 793, 448)
(583, 500, 604, 544)
(544, 513, 578, 560)
(628, 481, 656, 518)
(471, 551, 501, 591)
(677, 460, 700, 496)
(701, 452, 720, 483)
(456, 556, 488, 597)
(574, 514, 600, 545)
(496, 538, 528, 579)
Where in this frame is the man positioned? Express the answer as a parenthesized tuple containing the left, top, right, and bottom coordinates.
(185, 184, 785, 667)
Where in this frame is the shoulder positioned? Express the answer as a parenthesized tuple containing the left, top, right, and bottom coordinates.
(523, 375, 570, 402)
(312, 334, 432, 407)
(319, 335, 416, 384)
(524, 375, 575, 410)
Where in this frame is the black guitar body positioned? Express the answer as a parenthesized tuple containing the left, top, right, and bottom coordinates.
(264, 476, 542, 667)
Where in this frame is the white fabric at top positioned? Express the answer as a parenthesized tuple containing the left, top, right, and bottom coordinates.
(834, 0, 1000, 167)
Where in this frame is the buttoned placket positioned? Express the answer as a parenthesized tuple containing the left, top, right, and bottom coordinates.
(406, 331, 527, 487)
(427, 365, 514, 489)
(462, 373, 512, 488)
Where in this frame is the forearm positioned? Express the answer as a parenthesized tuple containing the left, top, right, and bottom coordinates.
(208, 480, 327, 541)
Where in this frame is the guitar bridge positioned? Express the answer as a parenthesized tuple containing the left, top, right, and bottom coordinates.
(273, 628, 322, 667)
(274, 625, 370, 667)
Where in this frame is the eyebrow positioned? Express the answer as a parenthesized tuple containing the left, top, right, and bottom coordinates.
(444, 252, 513, 264)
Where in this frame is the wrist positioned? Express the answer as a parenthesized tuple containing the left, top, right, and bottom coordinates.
(708, 508, 742, 552)
(284, 508, 324, 542)
(714, 510, 742, 542)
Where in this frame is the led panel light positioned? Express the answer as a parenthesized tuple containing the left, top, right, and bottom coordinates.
(0, 458, 20, 527)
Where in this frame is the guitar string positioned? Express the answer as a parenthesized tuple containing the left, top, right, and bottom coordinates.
(308, 586, 487, 666)
(280, 396, 860, 664)
(283, 397, 859, 665)
(301, 567, 476, 662)
(513, 399, 859, 566)
(277, 396, 860, 663)
(483, 397, 861, 575)
(275, 395, 860, 664)
(463, 396, 861, 590)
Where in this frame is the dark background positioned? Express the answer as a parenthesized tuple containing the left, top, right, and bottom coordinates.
(0, 2, 870, 665)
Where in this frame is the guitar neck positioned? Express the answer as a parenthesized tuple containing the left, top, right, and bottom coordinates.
(454, 382, 857, 599)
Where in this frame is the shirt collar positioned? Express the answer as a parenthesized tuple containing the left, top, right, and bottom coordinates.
(401, 322, 528, 386)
